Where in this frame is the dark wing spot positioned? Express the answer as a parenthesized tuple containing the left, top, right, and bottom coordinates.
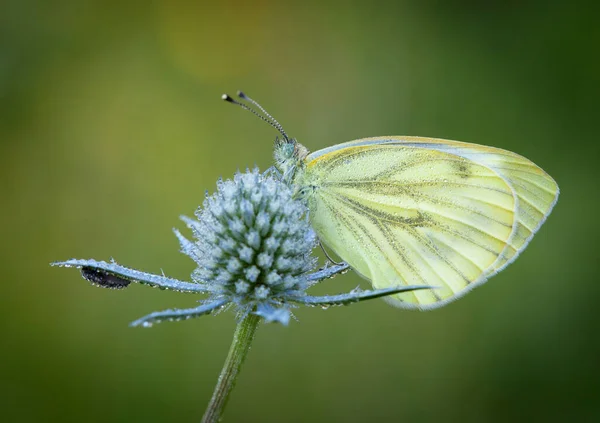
(451, 160, 472, 179)
(402, 211, 432, 228)
(81, 267, 131, 289)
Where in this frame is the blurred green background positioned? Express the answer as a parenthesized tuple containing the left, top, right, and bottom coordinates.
(2, 1, 598, 422)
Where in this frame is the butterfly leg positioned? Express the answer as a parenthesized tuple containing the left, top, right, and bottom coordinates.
(263, 166, 282, 179)
(318, 241, 345, 266)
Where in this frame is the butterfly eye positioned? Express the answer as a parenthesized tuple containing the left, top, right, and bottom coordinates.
(81, 267, 131, 289)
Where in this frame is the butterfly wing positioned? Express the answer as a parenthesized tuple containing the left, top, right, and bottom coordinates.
(302, 136, 559, 309)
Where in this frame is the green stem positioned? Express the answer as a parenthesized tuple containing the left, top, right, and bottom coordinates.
(202, 312, 261, 423)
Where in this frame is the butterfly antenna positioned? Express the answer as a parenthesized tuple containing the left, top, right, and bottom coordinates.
(222, 91, 290, 142)
(221, 94, 283, 133)
(236, 91, 290, 142)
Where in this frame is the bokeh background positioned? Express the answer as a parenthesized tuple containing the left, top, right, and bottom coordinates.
(2, 1, 598, 422)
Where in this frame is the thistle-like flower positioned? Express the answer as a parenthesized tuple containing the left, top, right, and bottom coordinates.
(52, 92, 440, 423)
(53, 169, 429, 326)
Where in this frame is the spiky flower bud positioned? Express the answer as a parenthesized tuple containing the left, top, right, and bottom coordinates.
(177, 169, 317, 317)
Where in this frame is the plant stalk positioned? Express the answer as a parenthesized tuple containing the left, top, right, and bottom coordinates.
(202, 312, 261, 423)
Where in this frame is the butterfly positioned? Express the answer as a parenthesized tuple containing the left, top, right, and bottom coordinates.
(223, 92, 559, 309)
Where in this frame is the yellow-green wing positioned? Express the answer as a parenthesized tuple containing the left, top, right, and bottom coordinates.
(302, 136, 559, 309)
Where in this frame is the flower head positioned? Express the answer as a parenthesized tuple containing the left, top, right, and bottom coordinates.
(176, 169, 317, 321)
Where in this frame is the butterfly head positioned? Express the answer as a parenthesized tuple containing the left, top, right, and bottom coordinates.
(222, 90, 308, 182)
(274, 137, 308, 183)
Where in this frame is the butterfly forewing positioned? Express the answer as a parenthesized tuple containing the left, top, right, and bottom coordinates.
(301, 136, 558, 309)
(385, 137, 560, 275)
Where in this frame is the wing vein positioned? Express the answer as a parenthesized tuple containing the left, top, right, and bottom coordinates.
(400, 225, 471, 289)
(322, 197, 421, 304)
(327, 189, 512, 245)
(429, 234, 485, 273)
(510, 174, 557, 196)
(325, 180, 513, 196)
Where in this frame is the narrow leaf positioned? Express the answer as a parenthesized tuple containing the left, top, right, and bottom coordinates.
(290, 285, 437, 306)
(130, 300, 228, 327)
(304, 262, 350, 287)
(51, 259, 213, 293)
